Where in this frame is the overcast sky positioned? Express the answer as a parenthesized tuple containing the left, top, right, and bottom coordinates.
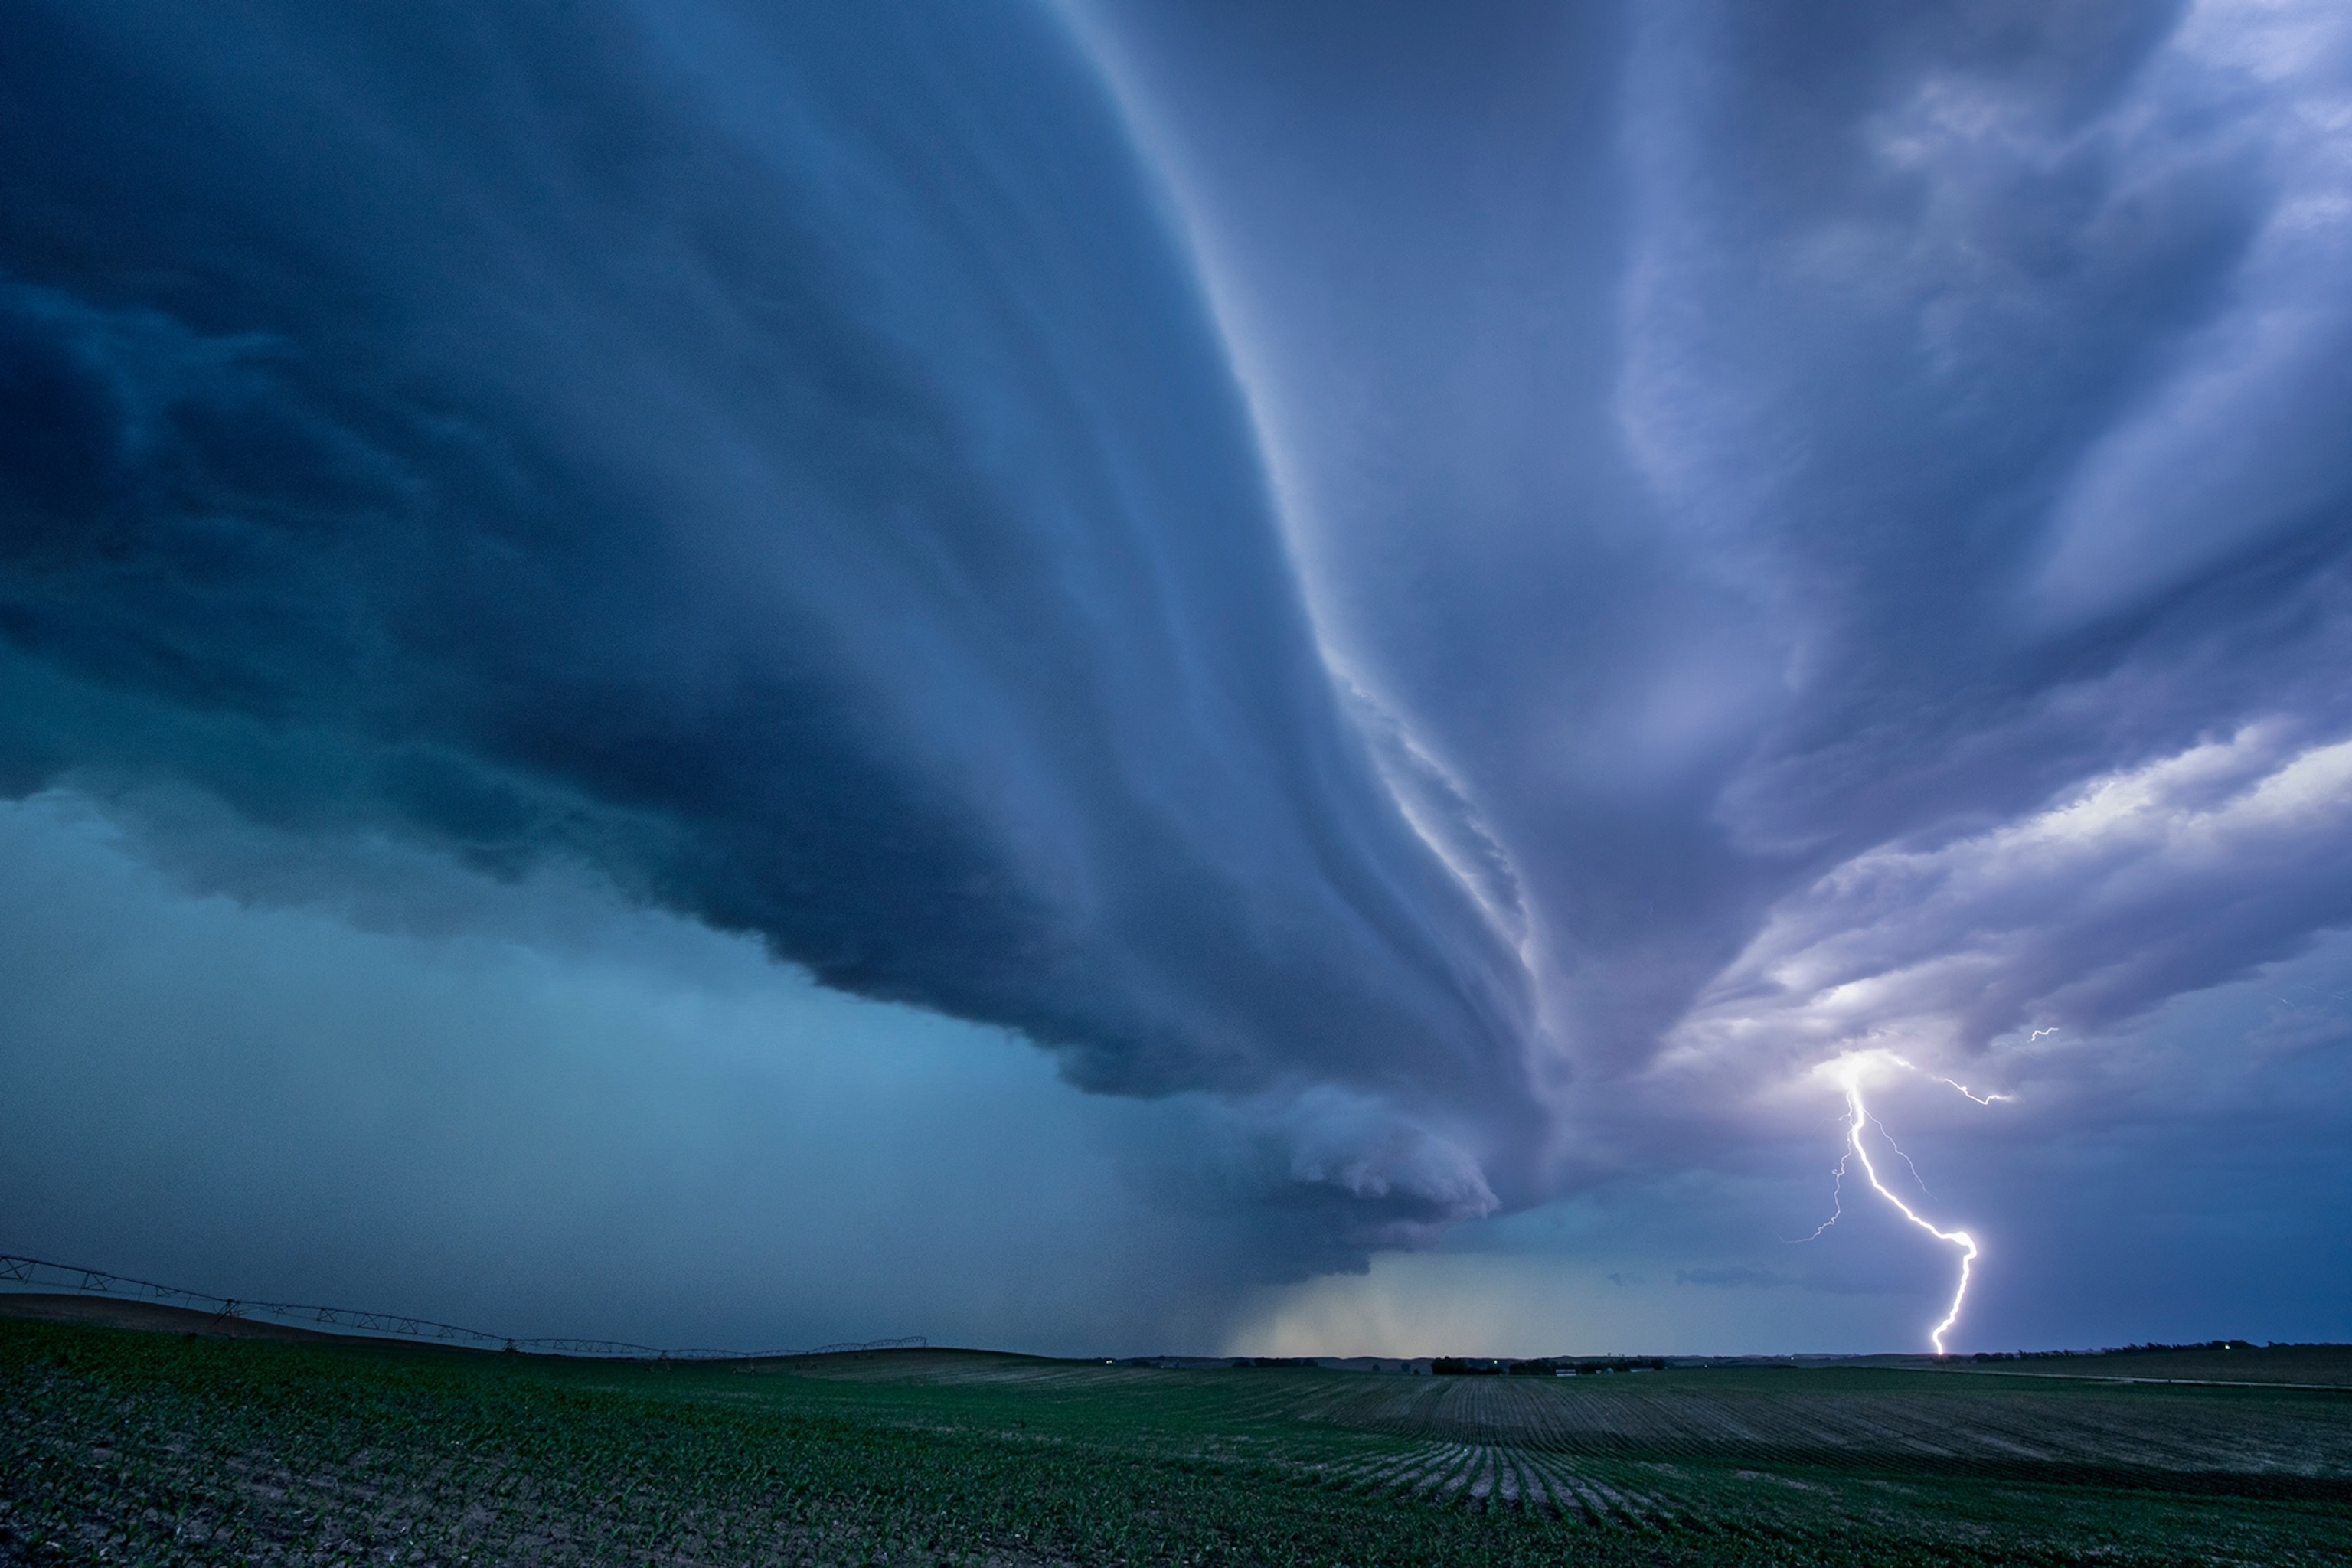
(2, 0, 2348, 1357)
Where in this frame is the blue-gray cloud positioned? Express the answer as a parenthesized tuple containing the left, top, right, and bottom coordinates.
(0, 790, 1279, 1354)
(1091, 0, 2352, 1073)
(0, 1, 1536, 1242)
(1082, 0, 2352, 1345)
(7, 0, 2352, 1350)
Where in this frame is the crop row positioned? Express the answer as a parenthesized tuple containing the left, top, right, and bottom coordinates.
(1140, 1363, 2352, 1481)
(0, 1322, 1740, 1568)
(1311, 1440, 1671, 1526)
(10, 1321, 2352, 1567)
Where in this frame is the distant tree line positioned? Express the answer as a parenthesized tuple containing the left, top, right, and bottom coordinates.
(1970, 1339, 2260, 1362)
(1432, 1357, 1666, 1377)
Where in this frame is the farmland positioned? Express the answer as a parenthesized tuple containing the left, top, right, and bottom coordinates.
(5, 1316, 2349, 1566)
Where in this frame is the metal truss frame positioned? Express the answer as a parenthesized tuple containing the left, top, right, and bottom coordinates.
(1, 1253, 923, 1361)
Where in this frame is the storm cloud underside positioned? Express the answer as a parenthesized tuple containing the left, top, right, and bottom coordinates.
(0, 2, 1536, 1243)
(5, 0, 2352, 1350)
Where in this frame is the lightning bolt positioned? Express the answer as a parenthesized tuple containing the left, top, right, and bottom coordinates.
(1873, 1118, 1932, 1192)
(1798, 1052, 1998, 1355)
(1925, 1076, 2009, 1107)
(1882, 1050, 2013, 1107)
(1796, 1148, 1848, 1242)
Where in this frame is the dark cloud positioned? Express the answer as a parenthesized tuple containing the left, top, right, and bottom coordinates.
(7, 0, 2352, 1349)
(1085, 0, 2352, 1345)
(1093, 0, 2352, 1071)
(0, 1, 1536, 1238)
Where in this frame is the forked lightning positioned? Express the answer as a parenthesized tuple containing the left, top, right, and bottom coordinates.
(1802, 1053, 2002, 1354)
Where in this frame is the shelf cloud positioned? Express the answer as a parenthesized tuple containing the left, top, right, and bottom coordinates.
(0, 2, 1537, 1242)
(5, 0, 2351, 1350)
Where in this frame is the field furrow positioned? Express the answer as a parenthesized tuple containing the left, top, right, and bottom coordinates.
(10, 1318, 2352, 1566)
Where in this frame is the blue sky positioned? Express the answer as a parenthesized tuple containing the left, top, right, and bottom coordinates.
(2, 1, 2348, 1356)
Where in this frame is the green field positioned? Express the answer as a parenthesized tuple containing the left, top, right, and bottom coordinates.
(5, 1317, 2349, 1566)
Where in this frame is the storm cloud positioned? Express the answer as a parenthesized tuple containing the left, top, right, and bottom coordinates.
(1091, 0, 2352, 1082)
(0, 1, 1536, 1241)
(5, 0, 2351, 1351)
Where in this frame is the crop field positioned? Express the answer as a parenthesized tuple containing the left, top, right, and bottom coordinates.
(5, 1315, 2350, 1566)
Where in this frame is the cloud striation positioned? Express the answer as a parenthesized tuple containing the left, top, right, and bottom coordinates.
(0, 1, 1536, 1245)
(5, 0, 2352, 1347)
